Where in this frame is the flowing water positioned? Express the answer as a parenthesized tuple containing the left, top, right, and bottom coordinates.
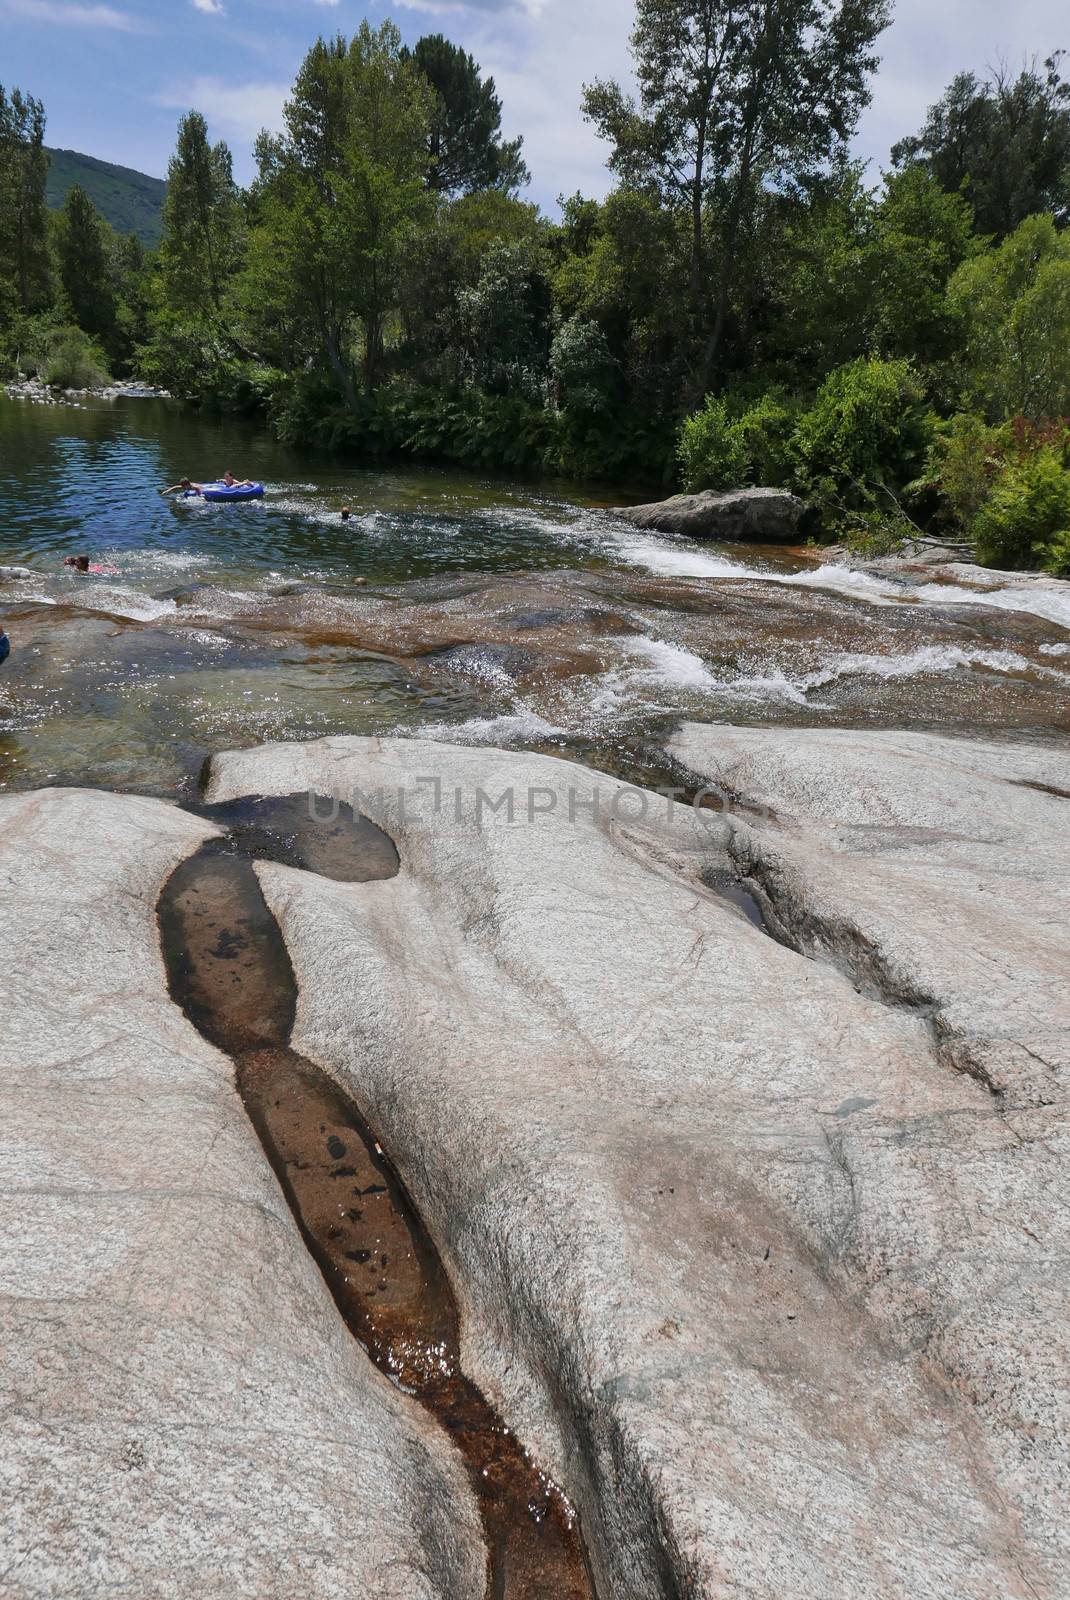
(2, 392, 1069, 798)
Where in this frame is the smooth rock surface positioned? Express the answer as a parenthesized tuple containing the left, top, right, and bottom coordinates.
(616, 486, 804, 540)
(669, 723, 1070, 1577)
(208, 734, 1063, 1600)
(0, 787, 484, 1600)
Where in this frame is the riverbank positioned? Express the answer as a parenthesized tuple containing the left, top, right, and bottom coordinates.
(4, 376, 171, 405)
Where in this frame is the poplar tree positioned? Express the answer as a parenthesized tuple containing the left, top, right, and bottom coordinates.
(0, 84, 51, 319)
(251, 24, 432, 399)
(583, 0, 891, 394)
(158, 110, 243, 316)
(57, 184, 114, 339)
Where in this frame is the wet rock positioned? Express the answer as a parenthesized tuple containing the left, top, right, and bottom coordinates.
(208, 735, 1058, 1600)
(0, 787, 484, 1599)
(617, 486, 804, 541)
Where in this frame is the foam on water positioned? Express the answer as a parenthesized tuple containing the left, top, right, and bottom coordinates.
(908, 578, 1070, 631)
(563, 635, 1064, 725)
(406, 709, 564, 746)
(605, 521, 1070, 632)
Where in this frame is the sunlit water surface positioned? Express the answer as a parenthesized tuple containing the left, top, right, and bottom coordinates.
(2, 393, 1069, 797)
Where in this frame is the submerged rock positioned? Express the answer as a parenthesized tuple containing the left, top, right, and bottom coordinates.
(0, 787, 483, 1599)
(616, 486, 804, 540)
(206, 734, 1062, 1599)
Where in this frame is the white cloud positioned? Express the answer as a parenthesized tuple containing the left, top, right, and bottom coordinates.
(448, 0, 633, 208)
(191, 0, 225, 13)
(5, 0, 143, 27)
(155, 76, 289, 145)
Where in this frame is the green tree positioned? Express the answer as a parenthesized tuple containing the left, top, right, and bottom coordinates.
(458, 238, 553, 397)
(111, 232, 152, 371)
(159, 110, 243, 316)
(0, 84, 51, 319)
(583, 0, 890, 393)
(252, 25, 432, 399)
(404, 35, 528, 195)
(550, 315, 617, 413)
(948, 213, 1070, 420)
(869, 166, 976, 364)
(399, 190, 544, 385)
(56, 184, 115, 340)
(893, 56, 1070, 238)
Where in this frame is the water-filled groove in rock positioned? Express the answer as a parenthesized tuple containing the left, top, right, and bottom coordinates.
(156, 793, 595, 1600)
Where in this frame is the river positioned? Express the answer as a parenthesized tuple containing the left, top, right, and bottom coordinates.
(2, 391, 1069, 798)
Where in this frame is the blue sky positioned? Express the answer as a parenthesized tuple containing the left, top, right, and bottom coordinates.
(2, 0, 1067, 212)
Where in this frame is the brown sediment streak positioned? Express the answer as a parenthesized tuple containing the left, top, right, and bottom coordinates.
(156, 794, 593, 1600)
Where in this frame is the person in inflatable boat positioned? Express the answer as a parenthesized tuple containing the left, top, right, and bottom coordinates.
(221, 469, 254, 488)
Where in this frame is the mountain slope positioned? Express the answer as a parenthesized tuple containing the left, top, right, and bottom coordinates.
(45, 148, 167, 248)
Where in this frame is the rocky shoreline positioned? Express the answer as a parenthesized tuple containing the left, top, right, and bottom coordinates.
(3, 376, 171, 406)
(3, 731, 1066, 1597)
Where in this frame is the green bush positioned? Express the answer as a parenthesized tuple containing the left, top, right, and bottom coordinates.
(791, 357, 933, 513)
(1043, 528, 1070, 575)
(973, 447, 1070, 569)
(921, 412, 1007, 530)
(36, 325, 110, 388)
(733, 393, 798, 488)
(678, 396, 749, 491)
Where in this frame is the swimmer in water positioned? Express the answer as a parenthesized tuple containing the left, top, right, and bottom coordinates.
(160, 477, 203, 497)
(341, 505, 352, 522)
(221, 469, 254, 488)
(63, 555, 118, 575)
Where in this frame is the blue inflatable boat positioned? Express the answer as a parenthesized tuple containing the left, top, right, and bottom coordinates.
(200, 481, 265, 503)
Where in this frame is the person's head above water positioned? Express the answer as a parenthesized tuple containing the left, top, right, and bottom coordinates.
(341, 505, 351, 522)
(64, 555, 90, 572)
(223, 469, 236, 486)
(180, 477, 192, 490)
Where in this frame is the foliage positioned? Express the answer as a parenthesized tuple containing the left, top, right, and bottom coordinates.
(678, 391, 798, 492)
(791, 357, 933, 512)
(158, 111, 243, 318)
(922, 413, 1008, 529)
(839, 508, 910, 557)
(893, 55, 1070, 238)
(44, 146, 166, 247)
(251, 26, 433, 401)
(457, 238, 553, 398)
(404, 35, 528, 195)
(1042, 527, 1070, 575)
(56, 184, 114, 338)
(973, 442, 1070, 568)
(948, 214, 1070, 421)
(550, 315, 617, 414)
(25, 321, 110, 388)
(9, 11, 1070, 560)
(583, 0, 891, 392)
(678, 396, 749, 491)
(0, 83, 51, 320)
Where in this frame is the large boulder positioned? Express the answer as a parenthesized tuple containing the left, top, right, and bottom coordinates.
(616, 486, 804, 540)
(207, 734, 1063, 1600)
(0, 787, 483, 1600)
